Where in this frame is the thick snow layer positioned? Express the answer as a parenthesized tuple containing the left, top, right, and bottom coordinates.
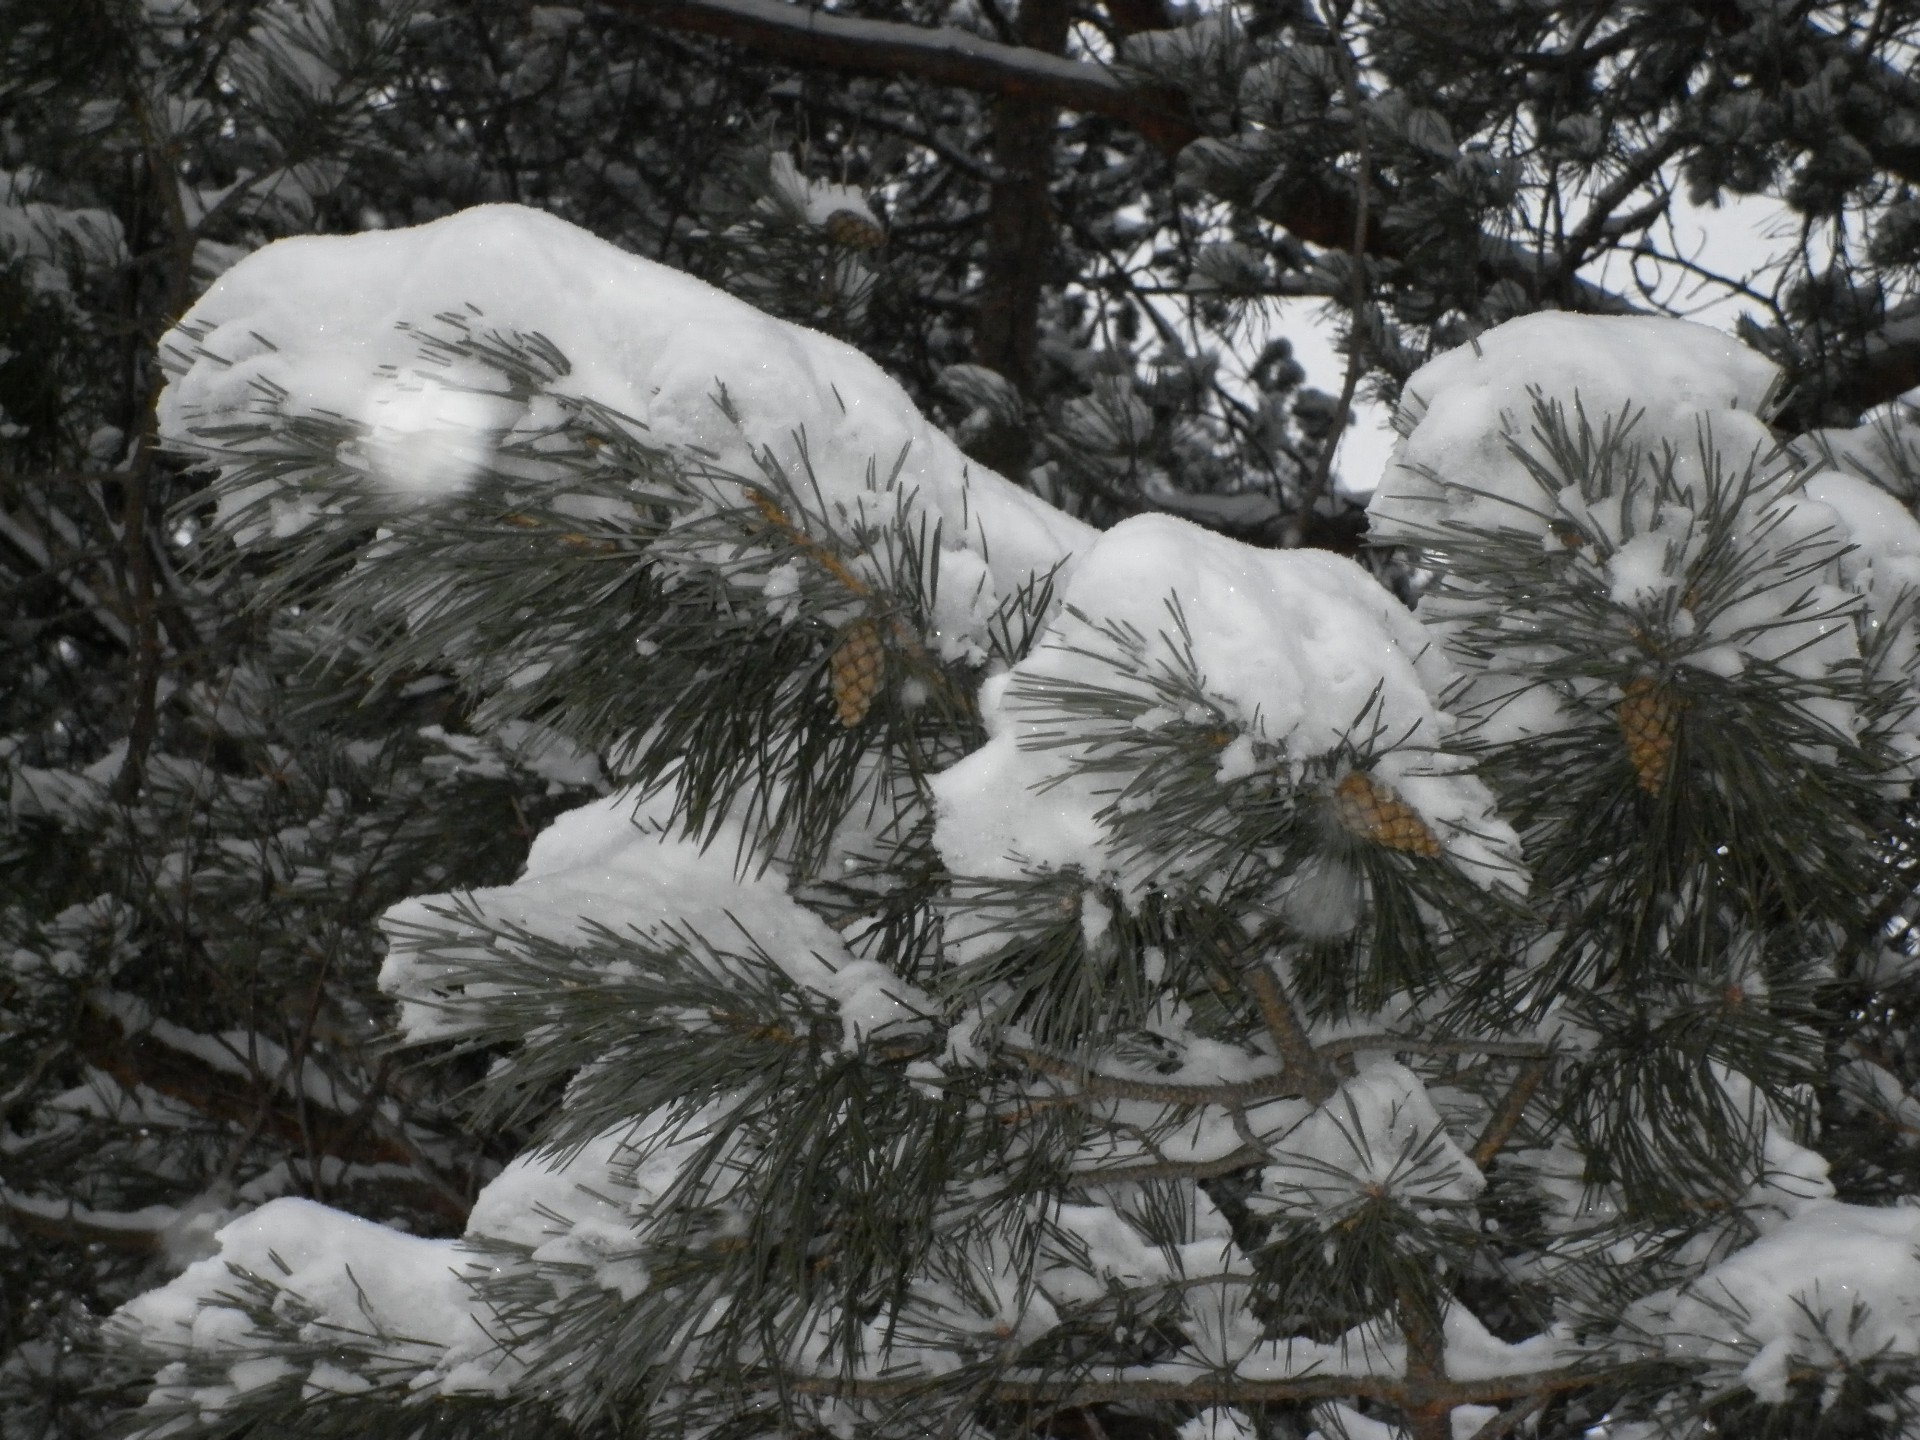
(380, 788, 928, 1048)
(465, 1103, 738, 1304)
(1370, 313, 1778, 545)
(931, 513, 1521, 904)
(110, 1198, 506, 1406)
(156, 204, 1091, 654)
(1372, 311, 1920, 761)
(1629, 1201, 1920, 1402)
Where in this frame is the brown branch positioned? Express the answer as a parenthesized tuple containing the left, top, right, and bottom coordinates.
(603, 0, 1199, 153)
(0, 1191, 167, 1254)
(1243, 964, 1336, 1103)
(1072, 1144, 1267, 1183)
(1399, 1281, 1452, 1440)
(73, 1001, 472, 1228)
(76, 1001, 414, 1170)
(1470, 1057, 1549, 1170)
(1318, 1034, 1552, 1063)
(784, 1362, 1628, 1411)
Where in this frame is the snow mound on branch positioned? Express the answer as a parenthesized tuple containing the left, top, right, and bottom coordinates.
(380, 788, 928, 1049)
(109, 1198, 512, 1407)
(1628, 1201, 1920, 1403)
(156, 202, 1089, 610)
(1369, 312, 1779, 544)
(930, 513, 1521, 901)
(1371, 312, 1920, 760)
(1253, 1058, 1484, 1221)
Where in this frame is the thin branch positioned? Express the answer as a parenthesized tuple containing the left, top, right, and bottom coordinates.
(1318, 1034, 1553, 1063)
(1470, 1057, 1550, 1169)
(1007, 1043, 1301, 1106)
(1072, 1143, 1267, 1183)
(784, 1361, 1631, 1410)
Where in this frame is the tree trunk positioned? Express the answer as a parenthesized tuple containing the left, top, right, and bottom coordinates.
(972, 0, 1068, 440)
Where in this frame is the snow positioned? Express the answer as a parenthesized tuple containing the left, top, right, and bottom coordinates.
(1252, 1058, 1484, 1222)
(931, 512, 1523, 907)
(1371, 310, 1920, 762)
(763, 153, 884, 235)
(111, 1198, 507, 1406)
(1628, 1201, 1920, 1402)
(117, 203, 1920, 1429)
(380, 787, 929, 1049)
(1370, 312, 1778, 546)
(157, 204, 1091, 666)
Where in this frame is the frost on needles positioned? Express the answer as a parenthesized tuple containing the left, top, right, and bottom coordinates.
(111, 205, 1920, 1440)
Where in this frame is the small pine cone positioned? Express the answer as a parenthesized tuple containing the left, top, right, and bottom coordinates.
(830, 619, 886, 727)
(823, 208, 887, 250)
(1617, 675, 1682, 794)
(1331, 771, 1442, 858)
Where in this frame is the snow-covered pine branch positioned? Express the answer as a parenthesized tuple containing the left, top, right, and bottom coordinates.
(109, 205, 1920, 1440)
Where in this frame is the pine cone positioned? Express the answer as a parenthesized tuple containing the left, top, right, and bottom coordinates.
(1617, 675, 1682, 794)
(1331, 771, 1442, 858)
(830, 618, 885, 726)
(823, 208, 886, 250)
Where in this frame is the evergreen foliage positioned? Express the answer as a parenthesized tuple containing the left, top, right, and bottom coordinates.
(85, 208, 1920, 1440)
(3, 2, 1920, 1439)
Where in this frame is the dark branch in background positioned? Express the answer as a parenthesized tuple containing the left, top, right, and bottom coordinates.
(600, 0, 1920, 429)
(75, 1000, 473, 1226)
(1302, 3, 1372, 520)
(974, 0, 1070, 405)
(602, 0, 1200, 151)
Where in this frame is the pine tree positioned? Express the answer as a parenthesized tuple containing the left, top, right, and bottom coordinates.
(10, 3, 1920, 1438)
(96, 203, 1920, 1440)
(1, 4, 1342, 1429)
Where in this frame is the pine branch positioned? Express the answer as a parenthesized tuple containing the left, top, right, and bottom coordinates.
(73, 1000, 470, 1223)
(1242, 964, 1335, 1104)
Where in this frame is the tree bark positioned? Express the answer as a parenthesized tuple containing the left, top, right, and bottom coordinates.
(972, 0, 1068, 398)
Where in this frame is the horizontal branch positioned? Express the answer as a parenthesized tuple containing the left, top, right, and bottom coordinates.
(603, 0, 1199, 152)
(787, 1360, 1631, 1411)
(1070, 1143, 1267, 1183)
(0, 1187, 169, 1253)
(1007, 1044, 1301, 1106)
(1319, 1034, 1554, 1062)
(75, 1001, 471, 1225)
